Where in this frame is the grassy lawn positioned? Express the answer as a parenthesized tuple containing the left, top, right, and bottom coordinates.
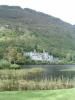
(0, 88, 75, 100)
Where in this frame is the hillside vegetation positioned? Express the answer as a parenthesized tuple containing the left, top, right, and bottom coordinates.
(0, 5, 75, 64)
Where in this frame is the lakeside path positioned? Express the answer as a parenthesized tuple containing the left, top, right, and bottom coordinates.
(0, 88, 75, 100)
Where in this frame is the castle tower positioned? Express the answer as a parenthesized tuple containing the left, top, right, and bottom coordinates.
(43, 49, 45, 53)
(34, 49, 36, 53)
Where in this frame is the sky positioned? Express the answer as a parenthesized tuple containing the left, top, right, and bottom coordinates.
(0, 0, 75, 25)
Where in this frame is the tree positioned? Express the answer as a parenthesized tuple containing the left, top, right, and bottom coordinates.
(4, 47, 17, 64)
(66, 53, 72, 61)
(16, 53, 26, 64)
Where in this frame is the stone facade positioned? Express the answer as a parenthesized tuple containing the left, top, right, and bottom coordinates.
(24, 50, 54, 62)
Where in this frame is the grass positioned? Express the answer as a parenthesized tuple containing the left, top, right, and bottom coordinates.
(0, 68, 44, 80)
(0, 88, 75, 100)
(0, 69, 74, 90)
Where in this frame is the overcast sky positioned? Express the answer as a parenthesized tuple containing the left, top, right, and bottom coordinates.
(0, 0, 75, 25)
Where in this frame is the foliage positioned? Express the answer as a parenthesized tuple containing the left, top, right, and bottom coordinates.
(0, 59, 20, 69)
(0, 6, 75, 63)
(10, 64, 20, 69)
(0, 60, 10, 69)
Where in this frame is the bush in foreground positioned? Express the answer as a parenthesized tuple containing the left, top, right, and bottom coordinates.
(0, 59, 20, 69)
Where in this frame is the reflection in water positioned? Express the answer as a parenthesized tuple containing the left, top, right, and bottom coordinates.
(22, 65, 75, 80)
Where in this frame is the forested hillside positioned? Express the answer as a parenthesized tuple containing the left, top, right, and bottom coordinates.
(0, 5, 75, 65)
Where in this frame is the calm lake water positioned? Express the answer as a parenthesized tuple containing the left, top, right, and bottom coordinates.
(23, 65, 75, 80)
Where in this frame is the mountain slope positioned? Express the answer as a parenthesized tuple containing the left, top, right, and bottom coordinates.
(0, 5, 75, 59)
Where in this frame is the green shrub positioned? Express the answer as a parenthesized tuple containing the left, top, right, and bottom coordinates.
(0, 60, 21, 69)
(10, 64, 21, 69)
(0, 60, 11, 69)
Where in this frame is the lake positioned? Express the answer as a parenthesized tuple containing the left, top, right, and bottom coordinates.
(22, 65, 75, 80)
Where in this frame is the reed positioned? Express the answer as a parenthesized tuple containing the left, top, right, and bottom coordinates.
(0, 69, 74, 91)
